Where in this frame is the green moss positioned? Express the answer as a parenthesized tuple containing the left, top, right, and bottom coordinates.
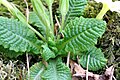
(83, 1, 102, 18)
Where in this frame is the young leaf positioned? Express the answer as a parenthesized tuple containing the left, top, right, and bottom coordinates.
(31, 0, 50, 28)
(59, 0, 69, 30)
(65, 0, 87, 24)
(59, 0, 69, 17)
(42, 58, 71, 80)
(79, 47, 107, 71)
(0, 45, 23, 58)
(30, 62, 45, 80)
(31, 0, 54, 39)
(41, 45, 55, 61)
(29, 12, 46, 36)
(57, 17, 106, 54)
(0, 17, 42, 54)
(45, 0, 54, 6)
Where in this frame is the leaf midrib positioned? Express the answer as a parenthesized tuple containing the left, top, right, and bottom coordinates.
(0, 23, 41, 52)
(58, 26, 98, 49)
(34, 66, 44, 80)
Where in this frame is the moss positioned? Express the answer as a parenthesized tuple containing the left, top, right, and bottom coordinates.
(0, 59, 27, 80)
(0, 0, 31, 17)
(83, 1, 102, 18)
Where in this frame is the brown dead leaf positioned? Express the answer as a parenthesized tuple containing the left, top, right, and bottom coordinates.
(72, 77, 79, 80)
(70, 60, 75, 74)
(74, 63, 85, 75)
(70, 60, 115, 80)
(105, 66, 114, 80)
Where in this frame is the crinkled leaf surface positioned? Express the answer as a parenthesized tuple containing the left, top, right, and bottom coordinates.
(30, 62, 45, 80)
(0, 45, 23, 58)
(29, 12, 46, 36)
(79, 47, 107, 71)
(0, 17, 42, 54)
(58, 17, 106, 54)
(42, 58, 71, 80)
(65, 0, 87, 24)
(41, 45, 55, 61)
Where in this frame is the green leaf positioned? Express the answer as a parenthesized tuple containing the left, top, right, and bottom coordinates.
(58, 17, 106, 54)
(30, 62, 45, 80)
(42, 44, 55, 61)
(79, 47, 107, 71)
(42, 58, 71, 80)
(31, 0, 54, 39)
(31, 0, 51, 31)
(65, 0, 87, 24)
(0, 17, 42, 54)
(0, 45, 23, 58)
(29, 12, 46, 36)
(59, 0, 69, 17)
(45, 0, 54, 6)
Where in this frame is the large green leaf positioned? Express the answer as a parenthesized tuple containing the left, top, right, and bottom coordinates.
(29, 12, 46, 36)
(0, 17, 42, 54)
(30, 62, 45, 80)
(57, 17, 106, 54)
(0, 45, 23, 58)
(42, 58, 71, 80)
(79, 47, 107, 71)
(65, 0, 87, 24)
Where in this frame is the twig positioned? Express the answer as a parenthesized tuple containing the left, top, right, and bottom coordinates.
(86, 55, 90, 80)
(42, 59, 48, 67)
(24, 0, 30, 80)
(26, 53, 30, 80)
(112, 74, 116, 80)
(24, 0, 29, 22)
(55, 15, 61, 29)
(67, 52, 70, 67)
(55, 15, 62, 41)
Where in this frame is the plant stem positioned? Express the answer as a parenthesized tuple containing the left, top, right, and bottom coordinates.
(49, 6, 54, 33)
(23, 0, 46, 42)
(48, 6, 55, 40)
(96, 3, 109, 19)
(27, 24, 46, 42)
(60, 15, 65, 32)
